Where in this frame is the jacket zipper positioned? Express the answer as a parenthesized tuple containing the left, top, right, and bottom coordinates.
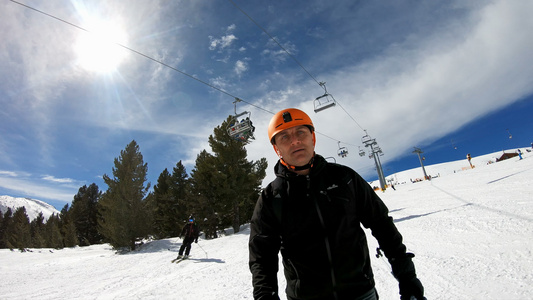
(309, 175, 339, 300)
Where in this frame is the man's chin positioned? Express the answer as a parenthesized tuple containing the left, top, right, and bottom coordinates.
(286, 157, 312, 167)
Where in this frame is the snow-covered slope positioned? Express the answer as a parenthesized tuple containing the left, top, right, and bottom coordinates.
(372, 148, 528, 187)
(0, 195, 60, 221)
(1, 149, 532, 299)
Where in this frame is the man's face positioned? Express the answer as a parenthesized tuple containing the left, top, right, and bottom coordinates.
(273, 125, 315, 167)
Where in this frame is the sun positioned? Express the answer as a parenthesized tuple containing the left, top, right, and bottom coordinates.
(74, 21, 129, 73)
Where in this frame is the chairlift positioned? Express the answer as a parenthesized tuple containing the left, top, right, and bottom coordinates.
(361, 133, 372, 145)
(227, 98, 255, 142)
(325, 156, 337, 163)
(313, 82, 336, 113)
(337, 141, 348, 158)
(314, 94, 336, 113)
(358, 146, 365, 157)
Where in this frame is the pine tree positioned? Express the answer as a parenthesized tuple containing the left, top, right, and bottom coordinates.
(1, 208, 13, 249)
(152, 168, 174, 238)
(98, 140, 151, 251)
(60, 204, 79, 247)
(71, 183, 102, 245)
(190, 116, 267, 237)
(6, 207, 32, 250)
(30, 212, 46, 248)
(0, 209, 7, 249)
(189, 150, 222, 239)
(45, 214, 63, 249)
(169, 161, 190, 234)
(143, 192, 155, 235)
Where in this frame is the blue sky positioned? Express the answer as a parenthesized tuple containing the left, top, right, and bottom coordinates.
(1, 0, 532, 210)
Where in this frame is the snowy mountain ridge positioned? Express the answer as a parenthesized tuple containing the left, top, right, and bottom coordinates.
(0, 195, 60, 221)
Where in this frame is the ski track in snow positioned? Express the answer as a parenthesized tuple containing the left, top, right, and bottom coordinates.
(1, 150, 532, 299)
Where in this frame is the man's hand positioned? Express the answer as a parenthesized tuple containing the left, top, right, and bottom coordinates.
(389, 253, 425, 300)
(399, 276, 424, 300)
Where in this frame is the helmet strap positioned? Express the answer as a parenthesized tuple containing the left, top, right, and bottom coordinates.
(279, 153, 315, 171)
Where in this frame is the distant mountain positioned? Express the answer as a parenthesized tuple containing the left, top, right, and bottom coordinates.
(0, 195, 60, 221)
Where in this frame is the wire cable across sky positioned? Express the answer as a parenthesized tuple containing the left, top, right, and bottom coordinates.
(228, 0, 367, 134)
(10, 0, 362, 147)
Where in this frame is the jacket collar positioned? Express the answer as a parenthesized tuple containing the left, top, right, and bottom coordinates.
(274, 154, 327, 179)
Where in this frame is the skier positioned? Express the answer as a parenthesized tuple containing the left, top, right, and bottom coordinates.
(467, 153, 473, 168)
(176, 217, 199, 260)
(249, 108, 425, 300)
(517, 149, 523, 160)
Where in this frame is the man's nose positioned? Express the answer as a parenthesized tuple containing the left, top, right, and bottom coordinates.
(288, 133, 302, 144)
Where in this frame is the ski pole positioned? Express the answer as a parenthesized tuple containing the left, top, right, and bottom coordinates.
(196, 242, 208, 258)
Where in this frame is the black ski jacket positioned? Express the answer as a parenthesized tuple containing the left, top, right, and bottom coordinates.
(249, 155, 410, 300)
(181, 223, 200, 242)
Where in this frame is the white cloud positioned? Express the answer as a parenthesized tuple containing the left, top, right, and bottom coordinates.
(42, 175, 75, 184)
(208, 34, 237, 51)
(0, 171, 18, 177)
(234, 60, 248, 76)
(0, 174, 78, 203)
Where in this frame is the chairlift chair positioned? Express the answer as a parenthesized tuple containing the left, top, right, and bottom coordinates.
(361, 134, 372, 144)
(358, 146, 365, 157)
(227, 98, 255, 142)
(314, 93, 336, 113)
(313, 82, 336, 113)
(337, 141, 348, 158)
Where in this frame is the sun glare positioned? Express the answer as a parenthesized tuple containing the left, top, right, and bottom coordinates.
(74, 21, 128, 73)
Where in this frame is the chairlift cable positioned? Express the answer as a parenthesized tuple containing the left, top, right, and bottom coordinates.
(12, 0, 358, 148)
(228, 0, 367, 134)
(9, 0, 274, 116)
(227, 0, 322, 87)
(328, 94, 365, 132)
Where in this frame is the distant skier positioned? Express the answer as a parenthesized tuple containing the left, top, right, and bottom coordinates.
(176, 217, 199, 260)
(467, 153, 474, 168)
(517, 149, 523, 160)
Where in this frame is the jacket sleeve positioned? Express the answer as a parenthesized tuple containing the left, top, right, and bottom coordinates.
(194, 224, 200, 238)
(249, 188, 282, 300)
(352, 172, 407, 259)
(354, 175, 423, 292)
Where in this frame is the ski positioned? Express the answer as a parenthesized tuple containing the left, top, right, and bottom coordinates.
(171, 256, 190, 264)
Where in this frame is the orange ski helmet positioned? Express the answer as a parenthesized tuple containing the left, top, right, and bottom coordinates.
(268, 108, 315, 145)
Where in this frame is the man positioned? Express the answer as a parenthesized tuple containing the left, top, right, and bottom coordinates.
(177, 217, 199, 260)
(249, 108, 424, 300)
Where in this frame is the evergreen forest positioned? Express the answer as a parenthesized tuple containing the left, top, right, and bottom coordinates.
(0, 117, 267, 251)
